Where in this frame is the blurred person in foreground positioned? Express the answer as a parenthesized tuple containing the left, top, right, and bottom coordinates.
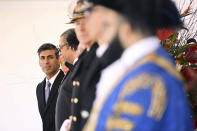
(83, 0, 194, 130)
(36, 43, 64, 131)
(63, 0, 125, 130)
(55, 28, 79, 131)
(59, 1, 99, 131)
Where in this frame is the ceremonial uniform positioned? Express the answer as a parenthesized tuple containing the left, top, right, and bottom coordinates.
(84, 37, 193, 131)
(70, 43, 98, 131)
(73, 40, 123, 130)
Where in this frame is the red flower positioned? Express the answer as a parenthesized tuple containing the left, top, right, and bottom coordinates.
(156, 28, 174, 40)
(194, 119, 197, 130)
(182, 66, 197, 81)
(62, 64, 69, 73)
(59, 57, 69, 73)
(185, 45, 197, 64)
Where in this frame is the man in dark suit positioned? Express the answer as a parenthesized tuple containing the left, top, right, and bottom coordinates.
(36, 43, 64, 131)
(55, 28, 79, 131)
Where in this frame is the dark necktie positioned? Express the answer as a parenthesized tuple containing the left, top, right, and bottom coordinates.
(45, 81, 51, 103)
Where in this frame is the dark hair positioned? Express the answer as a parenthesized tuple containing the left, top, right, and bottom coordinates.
(60, 28, 79, 51)
(37, 43, 59, 58)
(89, 0, 183, 35)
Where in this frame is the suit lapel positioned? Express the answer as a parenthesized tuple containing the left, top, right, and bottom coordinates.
(44, 70, 64, 111)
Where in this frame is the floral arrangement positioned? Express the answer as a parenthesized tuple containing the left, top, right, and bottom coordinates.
(157, 0, 197, 128)
(59, 58, 69, 73)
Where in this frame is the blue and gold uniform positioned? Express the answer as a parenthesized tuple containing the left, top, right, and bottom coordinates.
(84, 37, 193, 131)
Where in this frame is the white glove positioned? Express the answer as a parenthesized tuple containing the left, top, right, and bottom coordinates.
(60, 119, 71, 131)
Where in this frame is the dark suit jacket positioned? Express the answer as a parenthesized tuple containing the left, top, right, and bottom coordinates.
(55, 63, 74, 131)
(36, 70, 64, 131)
(79, 40, 124, 130)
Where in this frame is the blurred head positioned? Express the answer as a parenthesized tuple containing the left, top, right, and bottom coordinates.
(70, 1, 95, 49)
(86, 0, 183, 48)
(85, 5, 123, 45)
(37, 43, 60, 79)
(59, 28, 79, 64)
(75, 18, 92, 46)
(88, 0, 182, 34)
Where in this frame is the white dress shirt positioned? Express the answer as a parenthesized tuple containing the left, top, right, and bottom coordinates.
(45, 70, 60, 91)
(96, 43, 109, 58)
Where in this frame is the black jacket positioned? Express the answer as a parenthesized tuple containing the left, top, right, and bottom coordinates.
(70, 43, 98, 131)
(55, 63, 74, 131)
(70, 41, 123, 131)
(36, 70, 64, 131)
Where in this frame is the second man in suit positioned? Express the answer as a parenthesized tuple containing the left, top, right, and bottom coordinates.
(55, 28, 79, 131)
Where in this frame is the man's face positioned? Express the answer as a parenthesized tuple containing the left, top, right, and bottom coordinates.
(85, 6, 104, 42)
(75, 18, 91, 45)
(59, 36, 74, 64)
(85, 6, 119, 44)
(39, 50, 60, 78)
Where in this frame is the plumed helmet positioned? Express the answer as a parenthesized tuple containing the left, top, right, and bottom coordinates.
(67, 0, 92, 24)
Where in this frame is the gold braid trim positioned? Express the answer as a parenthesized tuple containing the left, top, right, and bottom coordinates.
(114, 101, 143, 116)
(118, 73, 166, 121)
(119, 74, 153, 99)
(107, 117, 134, 131)
(148, 77, 167, 120)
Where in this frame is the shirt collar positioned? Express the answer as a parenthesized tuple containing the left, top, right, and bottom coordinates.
(73, 58, 78, 65)
(46, 70, 60, 90)
(120, 36, 160, 69)
(96, 43, 109, 58)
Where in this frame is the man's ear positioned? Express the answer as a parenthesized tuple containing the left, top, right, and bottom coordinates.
(102, 20, 110, 32)
(38, 57, 41, 67)
(39, 63, 43, 69)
